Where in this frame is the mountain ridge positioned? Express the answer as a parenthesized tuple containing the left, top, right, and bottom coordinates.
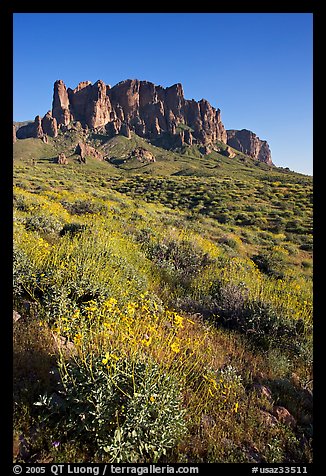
(14, 78, 272, 166)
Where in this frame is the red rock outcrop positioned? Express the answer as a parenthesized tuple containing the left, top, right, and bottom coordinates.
(41, 111, 58, 137)
(68, 80, 112, 129)
(52, 79, 71, 126)
(131, 147, 156, 163)
(227, 129, 273, 165)
(223, 145, 236, 158)
(50, 78, 227, 146)
(15, 79, 272, 167)
(75, 142, 104, 161)
(16, 115, 43, 139)
(57, 152, 68, 164)
(34, 115, 44, 138)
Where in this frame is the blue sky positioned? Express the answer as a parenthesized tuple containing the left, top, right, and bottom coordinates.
(13, 13, 313, 175)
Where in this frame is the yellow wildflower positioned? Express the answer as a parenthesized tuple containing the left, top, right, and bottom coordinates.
(103, 352, 119, 365)
(141, 334, 152, 347)
(174, 313, 184, 329)
(171, 341, 180, 353)
(73, 333, 83, 343)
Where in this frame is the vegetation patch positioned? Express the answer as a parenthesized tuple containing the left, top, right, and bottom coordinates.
(13, 136, 313, 463)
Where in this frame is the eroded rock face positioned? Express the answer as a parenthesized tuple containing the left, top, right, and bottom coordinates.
(226, 129, 273, 165)
(16, 116, 43, 139)
(53, 79, 71, 126)
(41, 111, 58, 137)
(57, 152, 68, 164)
(75, 142, 104, 161)
(17, 79, 273, 166)
(49, 78, 227, 146)
(131, 147, 156, 163)
(223, 145, 236, 158)
(85, 80, 112, 129)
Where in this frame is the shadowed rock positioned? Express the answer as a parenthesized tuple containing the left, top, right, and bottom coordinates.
(75, 142, 104, 161)
(227, 129, 273, 165)
(131, 147, 156, 163)
(57, 152, 68, 164)
(16, 115, 43, 139)
(41, 111, 58, 137)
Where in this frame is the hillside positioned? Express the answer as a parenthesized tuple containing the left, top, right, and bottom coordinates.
(13, 122, 312, 464)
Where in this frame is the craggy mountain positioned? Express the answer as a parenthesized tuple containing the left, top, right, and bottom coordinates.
(227, 129, 272, 166)
(14, 79, 272, 165)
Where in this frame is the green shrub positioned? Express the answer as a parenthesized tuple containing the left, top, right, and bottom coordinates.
(25, 214, 63, 235)
(213, 282, 249, 321)
(13, 194, 30, 212)
(61, 199, 107, 216)
(35, 355, 187, 462)
(13, 245, 34, 297)
(235, 212, 255, 226)
(60, 223, 87, 236)
(252, 246, 288, 278)
(300, 243, 313, 252)
(143, 237, 211, 286)
(218, 235, 239, 249)
(204, 364, 245, 413)
(301, 260, 312, 269)
(206, 281, 309, 354)
(13, 194, 41, 213)
(41, 286, 72, 321)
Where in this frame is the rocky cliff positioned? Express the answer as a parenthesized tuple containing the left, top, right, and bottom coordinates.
(226, 129, 273, 165)
(15, 79, 228, 147)
(14, 79, 273, 166)
(58, 78, 228, 146)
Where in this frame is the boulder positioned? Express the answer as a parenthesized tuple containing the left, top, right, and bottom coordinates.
(120, 123, 131, 138)
(57, 152, 68, 164)
(13, 310, 21, 323)
(223, 145, 236, 158)
(272, 406, 296, 428)
(75, 142, 104, 161)
(253, 383, 273, 403)
(259, 410, 278, 426)
(200, 144, 212, 155)
(131, 147, 156, 163)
